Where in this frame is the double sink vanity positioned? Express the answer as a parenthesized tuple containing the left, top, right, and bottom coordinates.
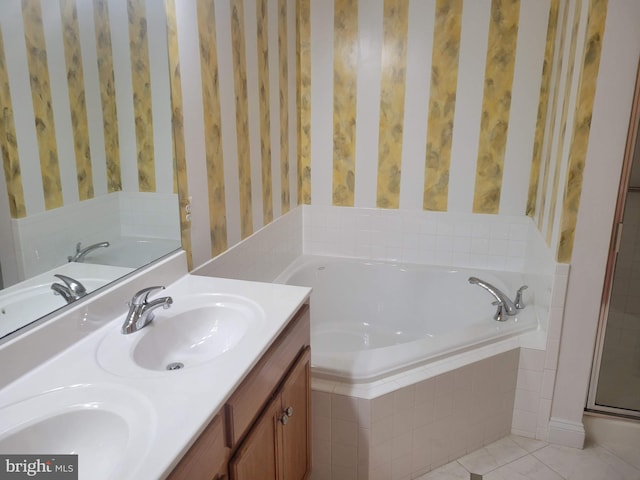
(0, 251, 312, 480)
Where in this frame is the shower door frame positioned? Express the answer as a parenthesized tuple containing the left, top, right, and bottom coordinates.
(586, 58, 640, 419)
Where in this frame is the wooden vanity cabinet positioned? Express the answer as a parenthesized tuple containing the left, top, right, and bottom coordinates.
(166, 413, 229, 480)
(229, 347, 311, 480)
(167, 303, 310, 480)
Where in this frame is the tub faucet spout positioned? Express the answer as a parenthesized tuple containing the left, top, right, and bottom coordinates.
(468, 276, 518, 316)
(68, 241, 110, 263)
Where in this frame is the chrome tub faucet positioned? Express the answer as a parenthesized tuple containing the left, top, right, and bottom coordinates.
(51, 274, 88, 304)
(121, 286, 173, 334)
(68, 241, 110, 263)
(468, 276, 527, 321)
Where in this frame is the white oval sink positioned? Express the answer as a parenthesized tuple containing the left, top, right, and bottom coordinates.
(133, 301, 257, 370)
(97, 293, 265, 375)
(0, 385, 156, 480)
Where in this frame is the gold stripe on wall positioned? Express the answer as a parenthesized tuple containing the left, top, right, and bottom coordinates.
(22, 0, 63, 210)
(0, 25, 26, 219)
(558, 0, 608, 263)
(93, 0, 121, 192)
(526, 0, 560, 217)
(546, 0, 581, 245)
(423, 0, 462, 212)
(231, 0, 253, 238)
(197, 0, 228, 256)
(165, 0, 192, 269)
(376, 0, 409, 209)
(278, 0, 290, 213)
(127, 0, 155, 192)
(297, 0, 311, 204)
(472, 0, 520, 214)
(332, 0, 358, 207)
(256, 0, 273, 224)
(60, 0, 94, 201)
(537, 0, 569, 231)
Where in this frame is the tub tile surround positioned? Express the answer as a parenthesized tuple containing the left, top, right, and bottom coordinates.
(196, 205, 571, 477)
(312, 350, 519, 480)
(302, 205, 532, 272)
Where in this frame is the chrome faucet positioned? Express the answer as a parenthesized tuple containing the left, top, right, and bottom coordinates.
(51, 274, 88, 304)
(121, 286, 173, 334)
(468, 276, 527, 321)
(68, 241, 110, 263)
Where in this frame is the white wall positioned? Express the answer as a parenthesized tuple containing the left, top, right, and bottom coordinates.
(550, 0, 640, 448)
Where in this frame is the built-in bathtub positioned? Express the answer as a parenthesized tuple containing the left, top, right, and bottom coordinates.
(276, 255, 537, 383)
(275, 255, 539, 478)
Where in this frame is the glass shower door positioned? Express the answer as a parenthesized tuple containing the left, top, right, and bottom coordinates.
(588, 119, 640, 417)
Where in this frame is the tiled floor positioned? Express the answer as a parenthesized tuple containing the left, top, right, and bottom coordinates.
(417, 435, 640, 480)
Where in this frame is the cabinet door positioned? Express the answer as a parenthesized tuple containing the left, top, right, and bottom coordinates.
(229, 395, 281, 480)
(280, 347, 311, 480)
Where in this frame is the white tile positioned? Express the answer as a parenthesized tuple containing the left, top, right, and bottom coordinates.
(508, 434, 548, 453)
(314, 439, 332, 466)
(332, 418, 358, 446)
(313, 413, 332, 441)
(415, 460, 470, 480)
(371, 392, 394, 421)
(533, 444, 640, 480)
(512, 409, 538, 435)
(333, 394, 359, 421)
(391, 430, 413, 461)
(519, 348, 546, 372)
(331, 465, 357, 480)
(393, 408, 414, 436)
(411, 438, 432, 476)
(515, 388, 541, 414)
(311, 462, 332, 480)
(540, 369, 556, 400)
(483, 454, 563, 480)
(544, 302, 561, 334)
(536, 399, 552, 429)
(516, 369, 543, 393)
(314, 391, 333, 417)
(371, 416, 393, 446)
(457, 436, 528, 475)
(391, 451, 412, 480)
(544, 341, 560, 370)
(368, 460, 392, 480)
(331, 443, 358, 469)
(393, 385, 415, 411)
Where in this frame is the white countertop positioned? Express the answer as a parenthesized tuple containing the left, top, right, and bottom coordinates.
(0, 273, 311, 480)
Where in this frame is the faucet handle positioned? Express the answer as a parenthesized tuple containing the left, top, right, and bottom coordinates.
(54, 274, 87, 297)
(492, 301, 507, 321)
(515, 285, 528, 310)
(130, 286, 165, 306)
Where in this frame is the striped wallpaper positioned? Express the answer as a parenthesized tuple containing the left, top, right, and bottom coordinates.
(0, 0, 609, 267)
(0, 0, 174, 220)
(170, 0, 298, 267)
(299, 0, 607, 263)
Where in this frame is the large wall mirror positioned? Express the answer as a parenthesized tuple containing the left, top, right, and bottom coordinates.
(0, 0, 182, 340)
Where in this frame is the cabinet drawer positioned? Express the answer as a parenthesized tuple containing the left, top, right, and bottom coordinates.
(167, 413, 228, 480)
(225, 303, 310, 448)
